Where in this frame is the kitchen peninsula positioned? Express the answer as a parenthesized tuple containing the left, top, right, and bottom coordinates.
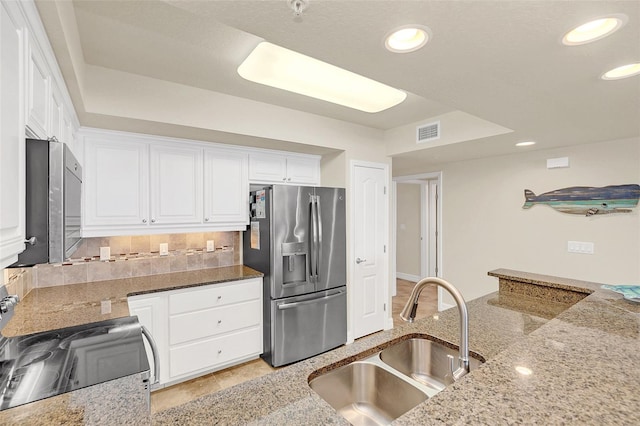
(2, 269, 639, 424)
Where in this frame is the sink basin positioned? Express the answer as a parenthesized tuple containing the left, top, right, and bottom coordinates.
(380, 338, 484, 391)
(309, 361, 428, 426)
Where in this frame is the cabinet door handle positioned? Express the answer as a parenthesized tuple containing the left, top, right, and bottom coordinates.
(287, 177, 292, 181)
(142, 219, 147, 223)
(282, 177, 286, 181)
(356, 257, 367, 264)
(204, 217, 209, 222)
(151, 219, 156, 223)
(217, 319, 222, 325)
(217, 349, 222, 355)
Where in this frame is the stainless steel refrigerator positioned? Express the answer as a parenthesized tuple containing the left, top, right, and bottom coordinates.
(243, 185, 347, 367)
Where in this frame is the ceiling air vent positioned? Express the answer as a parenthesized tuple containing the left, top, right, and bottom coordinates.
(416, 121, 440, 144)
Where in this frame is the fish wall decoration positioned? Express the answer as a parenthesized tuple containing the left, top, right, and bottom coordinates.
(522, 184, 640, 216)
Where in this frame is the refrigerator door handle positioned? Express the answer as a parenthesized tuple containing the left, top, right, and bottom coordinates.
(315, 194, 322, 283)
(309, 195, 319, 283)
(277, 290, 345, 310)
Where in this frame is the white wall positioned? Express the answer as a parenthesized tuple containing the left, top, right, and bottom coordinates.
(395, 137, 640, 301)
(396, 183, 421, 278)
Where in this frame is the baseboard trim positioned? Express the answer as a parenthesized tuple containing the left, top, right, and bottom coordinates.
(396, 272, 421, 282)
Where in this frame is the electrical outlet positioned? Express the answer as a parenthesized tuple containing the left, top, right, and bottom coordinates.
(101, 299, 112, 314)
(206, 240, 215, 252)
(568, 241, 594, 254)
(100, 246, 110, 261)
(159, 243, 169, 256)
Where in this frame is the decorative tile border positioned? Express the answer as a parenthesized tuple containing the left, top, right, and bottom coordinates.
(32, 231, 243, 288)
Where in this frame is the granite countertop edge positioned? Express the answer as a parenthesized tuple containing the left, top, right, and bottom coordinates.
(488, 267, 602, 294)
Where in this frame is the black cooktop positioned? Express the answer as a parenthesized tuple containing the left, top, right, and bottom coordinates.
(0, 316, 149, 410)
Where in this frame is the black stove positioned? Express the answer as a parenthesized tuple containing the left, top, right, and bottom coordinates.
(0, 316, 149, 410)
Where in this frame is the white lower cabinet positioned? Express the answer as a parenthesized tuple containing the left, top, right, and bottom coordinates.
(127, 293, 167, 386)
(128, 278, 263, 388)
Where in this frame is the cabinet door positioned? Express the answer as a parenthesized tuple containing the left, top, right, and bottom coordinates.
(26, 38, 49, 139)
(204, 149, 248, 225)
(49, 85, 63, 141)
(286, 156, 320, 185)
(128, 294, 168, 386)
(150, 145, 203, 225)
(0, 3, 26, 268)
(84, 137, 150, 227)
(248, 152, 287, 183)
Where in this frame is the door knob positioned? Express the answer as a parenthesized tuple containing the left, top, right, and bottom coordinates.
(356, 257, 367, 264)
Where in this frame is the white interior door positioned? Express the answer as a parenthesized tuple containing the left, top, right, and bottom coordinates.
(352, 162, 388, 339)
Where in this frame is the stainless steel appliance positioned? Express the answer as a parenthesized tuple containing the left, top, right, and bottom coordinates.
(0, 309, 156, 411)
(243, 185, 347, 367)
(11, 138, 82, 267)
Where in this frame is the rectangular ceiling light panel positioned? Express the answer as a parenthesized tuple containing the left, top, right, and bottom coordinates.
(238, 42, 407, 113)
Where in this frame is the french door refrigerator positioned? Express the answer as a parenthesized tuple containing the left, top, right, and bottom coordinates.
(243, 185, 347, 367)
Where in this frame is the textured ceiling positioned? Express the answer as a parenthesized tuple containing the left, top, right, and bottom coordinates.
(38, 0, 640, 167)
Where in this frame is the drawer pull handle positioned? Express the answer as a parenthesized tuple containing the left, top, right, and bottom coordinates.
(217, 320, 222, 324)
(217, 349, 222, 355)
(217, 296, 222, 300)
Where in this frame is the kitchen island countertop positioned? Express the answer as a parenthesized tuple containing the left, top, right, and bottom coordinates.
(151, 269, 640, 425)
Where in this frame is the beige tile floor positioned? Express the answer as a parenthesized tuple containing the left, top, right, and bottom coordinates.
(151, 278, 436, 414)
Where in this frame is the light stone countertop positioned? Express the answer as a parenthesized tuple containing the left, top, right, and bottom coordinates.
(5, 268, 640, 425)
(150, 269, 640, 425)
(3, 265, 263, 337)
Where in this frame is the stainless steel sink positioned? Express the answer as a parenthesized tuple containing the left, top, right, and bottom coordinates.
(379, 338, 484, 391)
(309, 361, 428, 426)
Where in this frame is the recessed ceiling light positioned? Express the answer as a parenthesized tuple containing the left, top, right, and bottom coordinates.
(385, 25, 431, 53)
(516, 141, 536, 147)
(238, 42, 407, 113)
(562, 15, 627, 46)
(601, 63, 640, 80)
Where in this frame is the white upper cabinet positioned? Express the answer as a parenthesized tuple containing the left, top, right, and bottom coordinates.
(249, 152, 320, 185)
(84, 136, 149, 228)
(0, 1, 26, 269)
(150, 144, 203, 226)
(81, 129, 253, 236)
(0, 1, 79, 267)
(248, 152, 287, 183)
(25, 37, 49, 139)
(49, 84, 63, 142)
(285, 155, 321, 185)
(204, 148, 248, 225)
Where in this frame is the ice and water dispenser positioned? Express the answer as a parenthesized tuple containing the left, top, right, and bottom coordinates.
(281, 242, 307, 286)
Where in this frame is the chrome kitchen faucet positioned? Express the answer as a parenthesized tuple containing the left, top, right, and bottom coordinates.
(400, 277, 470, 381)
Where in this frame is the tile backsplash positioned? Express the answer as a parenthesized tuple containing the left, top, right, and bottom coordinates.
(31, 231, 243, 288)
(2, 268, 34, 301)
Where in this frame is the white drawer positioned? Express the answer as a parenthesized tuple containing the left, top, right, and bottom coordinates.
(169, 327, 262, 379)
(169, 299, 261, 345)
(169, 278, 261, 315)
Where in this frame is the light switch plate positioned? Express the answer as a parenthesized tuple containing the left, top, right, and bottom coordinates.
(568, 241, 594, 254)
(159, 243, 169, 256)
(100, 246, 110, 261)
(547, 157, 570, 169)
(206, 240, 215, 252)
